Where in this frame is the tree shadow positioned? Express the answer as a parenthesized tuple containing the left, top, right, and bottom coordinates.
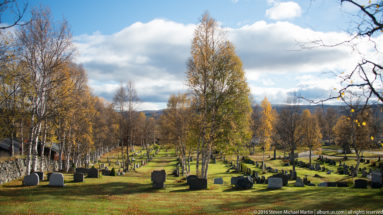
(214, 188, 383, 213)
(222, 187, 239, 192)
(170, 188, 193, 193)
(0, 181, 160, 202)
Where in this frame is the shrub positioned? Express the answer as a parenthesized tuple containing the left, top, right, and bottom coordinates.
(110, 168, 116, 176)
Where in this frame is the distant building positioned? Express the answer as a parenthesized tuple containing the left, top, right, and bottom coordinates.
(0, 138, 60, 160)
(40, 142, 60, 160)
(0, 138, 22, 158)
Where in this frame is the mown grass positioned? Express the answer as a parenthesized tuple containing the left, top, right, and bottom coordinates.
(1, 149, 383, 215)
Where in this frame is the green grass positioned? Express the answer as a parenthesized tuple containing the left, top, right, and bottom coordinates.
(1, 149, 383, 215)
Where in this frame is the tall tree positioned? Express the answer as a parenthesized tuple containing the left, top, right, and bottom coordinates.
(125, 81, 139, 170)
(18, 7, 73, 173)
(113, 83, 127, 168)
(275, 104, 302, 171)
(250, 104, 261, 155)
(257, 97, 274, 172)
(187, 13, 252, 179)
(160, 94, 192, 175)
(334, 106, 375, 175)
(297, 109, 322, 165)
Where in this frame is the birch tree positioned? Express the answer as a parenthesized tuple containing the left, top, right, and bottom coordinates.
(187, 13, 252, 179)
(18, 7, 73, 173)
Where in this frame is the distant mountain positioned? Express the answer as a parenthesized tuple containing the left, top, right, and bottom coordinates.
(142, 110, 163, 119)
(271, 104, 383, 118)
(141, 104, 383, 118)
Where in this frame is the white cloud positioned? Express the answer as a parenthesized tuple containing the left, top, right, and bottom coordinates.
(266, 1, 302, 20)
(232, 0, 239, 3)
(73, 18, 383, 109)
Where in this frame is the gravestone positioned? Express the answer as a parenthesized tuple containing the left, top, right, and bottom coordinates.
(295, 177, 304, 187)
(354, 179, 368, 188)
(271, 174, 288, 186)
(327, 182, 337, 187)
(187, 175, 198, 185)
(315, 163, 321, 171)
(371, 171, 382, 188)
(151, 170, 166, 189)
(236, 176, 253, 189)
(49, 173, 64, 187)
(74, 173, 84, 182)
(261, 176, 266, 184)
(252, 170, 258, 178)
(318, 182, 328, 187)
(88, 167, 99, 178)
(189, 178, 207, 190)
(102, 169, 111, 176)
(337, 182, 348, 187)
(47, 173, 53, 181)
(303, 176, 309, 185)
(291, 171, 297, 180)
(33, 171, 44, 181)
(214, 178, 223, 184)
(100, 163, 105, 169)
(267, 177, 283, 189)
(76, 168, 88, 175)
(231, 177, 239, 186)
(362, 170, 368, 178)
(23, 173, 39, 186)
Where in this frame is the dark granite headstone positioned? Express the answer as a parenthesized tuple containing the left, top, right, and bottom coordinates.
(354, 179, 368, 188)
(74, 173, 84, 182)
(151, 170, 166, 189)
(214, 178, 223, 184)
(189, 178, 207, 190)
(295, 177, 304, 187)
(32, 171, 44, 181)
(337, 182, 348, 187)
(236, 176, 253, 189)
(75, 168, 88, 175)
(88, 167, 99, 178)
(187, 175, 198, 185)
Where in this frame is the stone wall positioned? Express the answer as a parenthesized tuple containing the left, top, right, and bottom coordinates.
(0, 158, 59, 185)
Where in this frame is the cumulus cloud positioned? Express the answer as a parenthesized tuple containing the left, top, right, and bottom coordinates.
(266, 1, 302, 20)
(73, 18, 383, 109)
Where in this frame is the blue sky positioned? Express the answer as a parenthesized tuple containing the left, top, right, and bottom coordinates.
(15, 0, 383, 110)
(26, 0, 353, 35)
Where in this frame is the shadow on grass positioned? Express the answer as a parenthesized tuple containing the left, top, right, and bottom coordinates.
(0, 181, 160, 202)
(223, 187, 239, 192)
(215, 188, 383, 213)
(169, 188, 193, 192)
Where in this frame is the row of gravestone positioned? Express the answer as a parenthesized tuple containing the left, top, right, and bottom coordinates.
(317, 156, 337, 166)
(296, 160, 330, 173)
(23, 172, 65, 187)
(337, 164, 356, 176)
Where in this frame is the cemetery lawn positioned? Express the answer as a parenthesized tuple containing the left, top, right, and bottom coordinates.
(1, 150, 383, 215)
